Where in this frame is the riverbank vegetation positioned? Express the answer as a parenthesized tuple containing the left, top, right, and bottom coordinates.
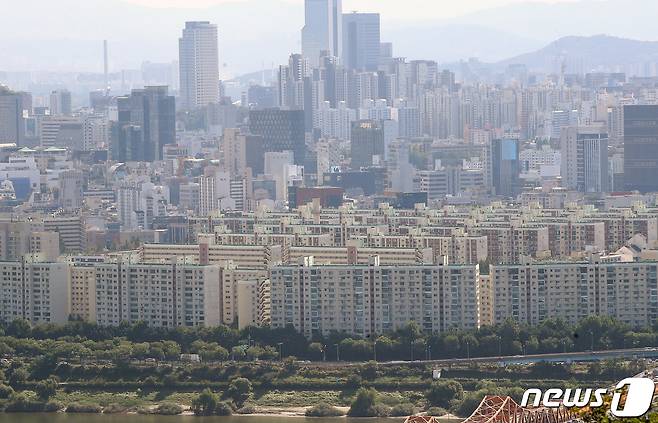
(0, 315, 652, 416)
(0, 356, 642, 416)
(0, 315, 656, 364)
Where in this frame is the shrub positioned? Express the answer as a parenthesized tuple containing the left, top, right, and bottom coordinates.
(34, 378, 58, 400)
(192, 388, 219, 416)
(346, 373, 363, 388)
(226, 377, 252, 407)
(453, 391, 486, 417)
(5, 393, 61, 412)
(136, 406, 153, 415)
(390, 403, 415, 417)
(43, 401, 63, 412)
(305, 402, 345, 417)
(348, 387, 378, 417)
(103, 403, 127, 414)
(425, 380, 464, 408)
(214, 401, 233, 416)
(371, 404, 391, 417)
(155, 402, 183, 415)
(66, 403, 102, 413)
(425, 406, 448, 416)
(236, 404, 257, 414)
(0, 384, 13, 399)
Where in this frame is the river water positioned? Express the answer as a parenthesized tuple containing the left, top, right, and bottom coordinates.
(0, 415, 459, 423)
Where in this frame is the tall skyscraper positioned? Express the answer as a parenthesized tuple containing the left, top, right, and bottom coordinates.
(560, 126, 609, 193)
(302, 0, 342, 67)
(624, 105, 658, 192)
(249, 109, 306, 166)
(179, 21, 220, 111)
(488, 138, 521, 197)
(350, 119, 384, 169)
(342, 12, 381, 72)
(111, 86, 175, 162)
(0, 87, 25, 146)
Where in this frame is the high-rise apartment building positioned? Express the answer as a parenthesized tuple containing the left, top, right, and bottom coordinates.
(624, 105, 658, 192)
(94, 260, 222, 328)
(489, 257, 658, 328)
(342, 12, 381, 72)
(302, 0, 342, 67)
(270, 258, 479, 338)
(0, 259, 70, 325)
(560, 125, 609, 193)
(179, 21, 220, 110)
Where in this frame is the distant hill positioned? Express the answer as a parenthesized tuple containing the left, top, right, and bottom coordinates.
(497, 35, 658, 73)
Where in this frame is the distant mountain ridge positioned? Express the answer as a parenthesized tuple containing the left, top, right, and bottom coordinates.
(497, 35, 658, 73)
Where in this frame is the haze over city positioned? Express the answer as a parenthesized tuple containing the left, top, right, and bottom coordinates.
(2, 0, 658, 75)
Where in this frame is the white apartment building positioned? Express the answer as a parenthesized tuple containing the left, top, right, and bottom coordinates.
(270, 257, 480, 338)
(94, 261, 222, 328)
(0, 260, 70, 324)
(489, 257, 658, 328)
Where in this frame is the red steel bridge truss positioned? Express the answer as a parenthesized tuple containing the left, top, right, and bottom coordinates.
(405, 395, 577, 423)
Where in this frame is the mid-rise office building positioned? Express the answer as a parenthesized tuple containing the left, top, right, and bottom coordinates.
(0, 87, 25, 145)
(249, 109, 306, 165)
(560, 125, 609, 193)
(111, 86, 175, 161)
(624, 105, 658, 192)
(487, 138, 521, 197)
(351, 120, 384, 169)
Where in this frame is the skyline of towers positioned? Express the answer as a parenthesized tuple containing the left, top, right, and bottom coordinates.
(179, 21, 220, 111)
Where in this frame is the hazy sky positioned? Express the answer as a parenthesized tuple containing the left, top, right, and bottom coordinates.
(2, 0, 655, 76)
(125, 0, 578, 20)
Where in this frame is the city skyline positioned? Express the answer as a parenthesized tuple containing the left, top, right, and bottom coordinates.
(2, 0, 658, 76)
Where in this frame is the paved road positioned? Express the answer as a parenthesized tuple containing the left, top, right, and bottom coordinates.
(300, 347, 658, 367)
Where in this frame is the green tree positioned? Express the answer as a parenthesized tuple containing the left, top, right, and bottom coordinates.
(226, 377, 252, 407)
(348, 387, 378, 417)
(191, 388, 219, 416)
(425, 380, 464, 408)
(35, 377, 58, 400)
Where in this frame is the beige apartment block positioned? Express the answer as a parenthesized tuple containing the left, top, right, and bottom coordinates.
(0, 259, 70, 324)
(94, 261, 221, 328)
(490, 256, 658, 328)
(270, 257, 480, 338)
